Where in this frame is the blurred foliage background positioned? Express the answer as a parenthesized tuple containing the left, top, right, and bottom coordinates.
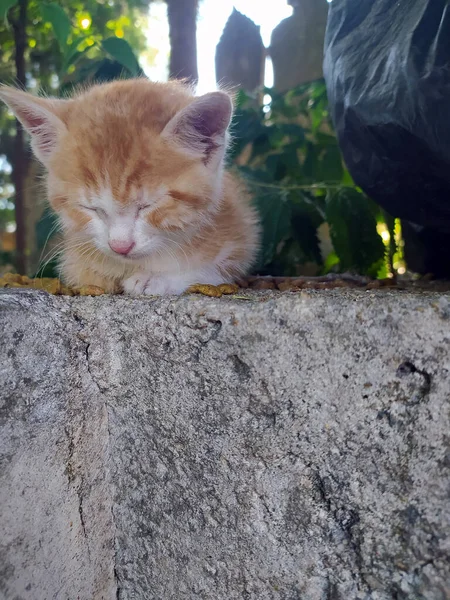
(0, 0, 406, 280)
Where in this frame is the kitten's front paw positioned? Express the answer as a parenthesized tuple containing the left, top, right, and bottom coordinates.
(143, 275, 186, 296)
(122, 274, 149, 295)
(123, 273, 187, 296)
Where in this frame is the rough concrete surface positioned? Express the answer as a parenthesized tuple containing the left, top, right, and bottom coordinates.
(1, 288, 449, 600)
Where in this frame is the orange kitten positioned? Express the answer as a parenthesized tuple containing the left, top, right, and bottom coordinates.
(0, 79, 259, 295)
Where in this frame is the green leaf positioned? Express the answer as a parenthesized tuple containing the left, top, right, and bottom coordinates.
(303, 142, 318, 182)
(265, 238, 305, 277)
(40, 3, 72, 50)
(281, 143, 302, 180)
(264, 154, 284, 181)
(270, 97, 298, 119)
(291, 79, 327, 99)
(267, 126, 286, 148)
(228, 109, 264, 161)
(234, 89, 254, 110)
(101, 37, 140, 76)
(315, 131, 339, 147)
(250, 132, 272, 161)
(263, 145, 301, 182)
(277, 123, 305, 144)
(237, 166, 273, 184)
(317, 145, 344, 183)
(61, 57, 137, 92)
(1, 0, 17, 24)
(325, 188, 385, 276)
(290, 193, 325, 265)
(253, 188, 292, 267)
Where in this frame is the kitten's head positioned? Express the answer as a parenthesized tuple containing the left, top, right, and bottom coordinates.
(0, 79, 233, 261)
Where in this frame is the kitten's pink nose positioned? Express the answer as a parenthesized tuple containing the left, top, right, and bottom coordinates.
(109, 240, 135, 255)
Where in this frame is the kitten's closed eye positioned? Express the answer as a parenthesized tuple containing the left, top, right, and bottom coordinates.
(82, 205, 107, 219)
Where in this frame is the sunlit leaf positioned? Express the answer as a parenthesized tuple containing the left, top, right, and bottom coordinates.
(341, 167, 355, 186)
(101, 37, 140, 76)
(41, 3, 72, 50)
(78, 15, 91, 30)
(323, 251, 340, 274)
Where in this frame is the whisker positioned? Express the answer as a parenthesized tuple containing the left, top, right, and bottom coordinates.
(36, 221, 62, 272)
(159, 242, 182, 275)
(164, 237, 191, 272)
(36, 249, 64, 277)
(36, 238, 93, 277)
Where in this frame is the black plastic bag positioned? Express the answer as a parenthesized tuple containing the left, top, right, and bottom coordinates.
(324, 0, 450, 234)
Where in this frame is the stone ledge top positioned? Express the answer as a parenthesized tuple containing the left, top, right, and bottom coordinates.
(1, 286, 450, 307)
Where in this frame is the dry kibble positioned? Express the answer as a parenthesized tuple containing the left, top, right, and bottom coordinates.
(187, 284, 223, 297)
(3, 273, 22, 283)
(0, 275, 105, 296)
(0, 276, 25, 288)
(216, 283, 239, 295)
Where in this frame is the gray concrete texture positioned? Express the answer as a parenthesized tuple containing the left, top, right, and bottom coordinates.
(1, 288, 449, 600)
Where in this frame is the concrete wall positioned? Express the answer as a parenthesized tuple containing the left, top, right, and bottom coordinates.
(1, 288, 449, 599)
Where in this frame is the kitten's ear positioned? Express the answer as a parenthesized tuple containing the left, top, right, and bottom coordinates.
(0, 87, 67, 165)
(161, 91, 233, 162)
